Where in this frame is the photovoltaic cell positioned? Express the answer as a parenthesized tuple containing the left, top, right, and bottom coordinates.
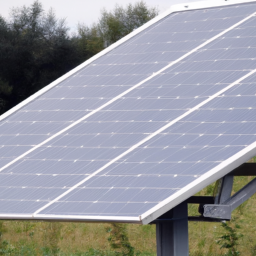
(42, 76, 256, 217)
(0, 2, 253, 167)
(0, 2, 256, 221)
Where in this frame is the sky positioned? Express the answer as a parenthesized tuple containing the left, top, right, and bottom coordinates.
(0, 0, 205, 32)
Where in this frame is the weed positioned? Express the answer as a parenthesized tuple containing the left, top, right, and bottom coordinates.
(42, 222, 62, 256)
(0, 222, 8, 255)
(216, 220, 243, 256)
(106, 223, 135, 256)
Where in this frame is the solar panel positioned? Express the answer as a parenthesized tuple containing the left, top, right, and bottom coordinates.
(1, 0, 256, 224)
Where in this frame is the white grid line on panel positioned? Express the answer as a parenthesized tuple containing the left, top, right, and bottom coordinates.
(1, 11, 255, 176)
(2, 131, 256, 136)
(33, 68, 256, 216)
(14, 107, 256, 113)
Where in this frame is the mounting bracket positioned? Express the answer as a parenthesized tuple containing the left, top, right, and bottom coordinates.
(204, 177, 256, 219)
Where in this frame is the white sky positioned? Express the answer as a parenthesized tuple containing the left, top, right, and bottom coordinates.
(0, 0, 205, 32)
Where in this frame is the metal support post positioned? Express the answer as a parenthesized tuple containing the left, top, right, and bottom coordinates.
(214, 175, 234, 204)
(156, 202, 189, 256)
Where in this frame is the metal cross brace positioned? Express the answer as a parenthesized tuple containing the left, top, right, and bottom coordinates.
(204, 175, 256, 219)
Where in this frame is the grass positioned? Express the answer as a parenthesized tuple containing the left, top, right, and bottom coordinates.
(0, 221, 157, 255)
(0, 158, 255, 255)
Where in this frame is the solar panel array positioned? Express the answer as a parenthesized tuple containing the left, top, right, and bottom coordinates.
(0, 1, 256, 223)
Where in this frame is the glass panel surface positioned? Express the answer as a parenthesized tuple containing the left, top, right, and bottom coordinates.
(1, 3, 256, 217)
(1, 2, 254, 168)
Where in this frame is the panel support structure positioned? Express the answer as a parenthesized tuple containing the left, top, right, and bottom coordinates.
(204, 177, 256, 219)
(156, 202, 188, 256)
(214, 175, 234, 204)
(230, 163, 256, 176)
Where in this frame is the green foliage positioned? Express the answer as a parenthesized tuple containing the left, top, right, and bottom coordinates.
(217, 220, 243, 256)
(76, 23, 104, 58)
(42, 222, 62, 256)
(106, 223, 135, 256)
(0, 78, 12, 114)
(0, 240, 38, 255)
(0, 1, 81, 113)
(98, 1, 158, 46)
(0, 222, 8, 255)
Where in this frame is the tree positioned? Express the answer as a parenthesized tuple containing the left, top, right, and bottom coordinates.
(75, 23, 104, 59)
(97, 1, 158, 46)
(0, 1, 80, 114)
(0, 1, 158, 114)
(76, 1, 158, 57)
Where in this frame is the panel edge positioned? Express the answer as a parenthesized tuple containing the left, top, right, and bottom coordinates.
(171, 0, 256, 12)
(0, 214, 141, 224)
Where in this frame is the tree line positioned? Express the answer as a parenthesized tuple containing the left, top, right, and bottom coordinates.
(0, 0, 158, 114)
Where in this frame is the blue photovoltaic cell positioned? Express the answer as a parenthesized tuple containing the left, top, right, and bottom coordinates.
(41, 76, 256, 217)
(1, 2, 256, 218)
(0, 173, 87, 214)
(0, 2, 253, 169)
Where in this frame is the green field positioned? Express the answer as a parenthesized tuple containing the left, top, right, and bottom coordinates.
(0, 163, 255, 255)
